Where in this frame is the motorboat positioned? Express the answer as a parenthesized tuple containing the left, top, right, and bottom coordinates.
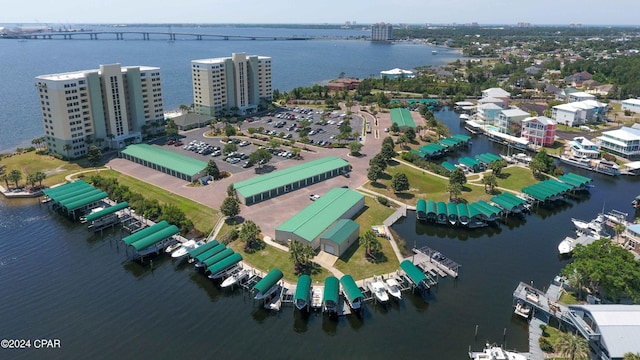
(164, 241, 182, 254)
(571, 213, 606, 236)
(255, 284, 280, 301)
(469, 342, 528, 360)
(513, 300, 531, 318)
(220, 268, 250, 288)
(633, 195, 640, 209)
(603, 209, 628, 226)
(384, 278, 402, 301)
(171, 240, 202, 259)
(80, 206, 105, 223)
(366, 278, 389, 303)
(558, 236, 576, 255)
(311, 286, 323, 310)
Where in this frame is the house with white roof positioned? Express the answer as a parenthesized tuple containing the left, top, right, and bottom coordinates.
(552, 100, 608, 126)
(597, 126, 640, 160)
(496, 108, 530, 135)
(476, 103, 502, 122)
(481, 87, 510, 108)
(568, 91, 596, 103)
(380, 68, 415, 79)
(568, 136, 600, 158)
(521, 116, 556, 147)
(567, 304, 640, 360)
(622, 99, 640, 114)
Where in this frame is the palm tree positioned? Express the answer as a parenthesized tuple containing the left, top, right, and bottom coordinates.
(359, 229, 381, 260)
(8, 169, 22, 188)
(1, 173, 10, 189)
(623, 352, 640, 360)
(34, 171, 47, 187)
(554, 333, 590, 360)
(613, 223, 627, 244)
(62, 144, 72, 159)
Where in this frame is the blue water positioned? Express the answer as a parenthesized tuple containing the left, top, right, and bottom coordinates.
(0, 25, 457, 152)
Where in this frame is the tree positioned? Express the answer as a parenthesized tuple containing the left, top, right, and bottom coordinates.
(396, 134, 409, 149)
(390, 122, 400, 133)
(165, 119, 178, 138)
(382, 136, 394, 148)
(226, 184, 235, 197)
(289, 239, 316, 272)
(404, 127, 416, 142)
(26, 173, 37, 188)
(369, 153, 387, 171)
(239, 220, 262, 252)
(223, 143, 237, 155)
(481, 174, 498, 193)
(62, 144, 72, 159)
(34, 171, 46, 187)
(348, 141, 363, 156)
(8, 169, 22, 188)
(220, 196, 240, 221)
(446, 182, 463, 201)
(359, 229, 381, 259)
(249, 148, 272, 168)
(488, 159, 507, 176)
(381, 142, 396, 161)
(367, 164, 383, 183)
(1, 174, 9, 189)
(206, 160, 220, 179)
(449, 167, 467, 186)
(554, 333, 590, 360)
(391, 172, 409, 193)
(624, 353, 640, 360)
(224, 124, 237, 137)
(87, 145, 102, 167)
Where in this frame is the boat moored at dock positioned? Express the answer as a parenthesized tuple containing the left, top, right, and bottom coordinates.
(365, 277, 389, 304)
(469, 342, 528, 360)
(384, 278, 402, 301)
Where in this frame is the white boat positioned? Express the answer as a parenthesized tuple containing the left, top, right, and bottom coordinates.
(254, 284, 280, 301)
(513, 300, 531, 318)
(171, 240, 202, 259)
(164, 242, 182, 254)
(559, 155, 620, 176)
(571, 213, 605, 235)
(366, 278, 389, 303)
(469, 343, 528, 360)
(220, 269, 250, 288)
(384, 278, 402, 301)
(460, 113, 470, 121)
(558, 236, 576, 255)
(311, 286, 323, 310)
(80, 206, 105, 223)
(512, 153, 532, 164)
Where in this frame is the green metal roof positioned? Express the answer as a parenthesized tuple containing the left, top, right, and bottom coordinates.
(418, 143, 446, 155)
(294, 275, 312, 304)
(474, 200, 501, 217)
(123, 221, 170, 245)
(558, 172, 592, 187)
(437, 201, 447, 216)
(58, 188, 105, 207)
(416, 199, 426, 214)
(499, 192, 527, 206)
(390, 108, 416, 128)
(64, 191, 108, 211)
(43, 181, 90, 198)
(187, 240, 219, 258)
(439, 138, 461, 148)
(202, 248, 234, 268)
(441, 161, 457, 172)
(51, 184, 95, 203)
(84, 202, 129, 222)
(253, 268, 283, 295)
(426, 200, 437, 215)
(206, 252, 242, 275)
(319, 219, 359, 246)
(458, 157, 482, 170)
(195, 243, 227, 262)
(452, 134, 472, 142)
(276, 187, 364, 243)
(447, 202, 458, 217)
(400, 260, 427, 287)
(234, 156, 349, 199)
(457, 203, 469, 219)
(130, 225, 180, 251)
(339, 275, 363, 304)
(467, 203, 485, 219)
(491, 195, 519, 212)
(120, 143, 208, 177)
(323, 276, 339, 306)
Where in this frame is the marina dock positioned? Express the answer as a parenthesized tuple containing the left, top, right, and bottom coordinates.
(412, 246, 461, 278)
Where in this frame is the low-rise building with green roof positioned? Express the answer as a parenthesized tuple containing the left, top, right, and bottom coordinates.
(390, 108, 416, 128)
(275, 187, 364, 251)
(318, 219, 360, 256)
(119, 144, 208, 182)
(233, 156, 350, 205)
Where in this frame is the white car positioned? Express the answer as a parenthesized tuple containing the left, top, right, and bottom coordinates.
(309, 194, 320, 201)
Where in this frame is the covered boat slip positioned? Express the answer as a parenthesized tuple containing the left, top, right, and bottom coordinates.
(399, 260, 430, 289)
(436, 201, 447, 224)
(197, 244, 228, 264)
(412, 143, 446, 159)
(130, 225, 180, 252)
(42, 181, 108, 217)
(490, 193, 526, 214)
(426, 200, 437, 221)
(447, 202, 458, 224)
(440, 161, 457, 172)
(416, 199, 427, 220)
(522, 179, 574, 202)
(206, 253, 243, 278)
(557, 172, 593, 189)
(122, 221, 170, 246)
(339, 275, 363, 310)
(84, 202, 129, 222)
(187, 240, 220, 259)
(202, 248, 234, 268)
(294, 275, 312, 309)
(475, 152, 502, 165)
(458, 157, 483, 172)
(322, 276, 340, 313)
(253, 268, 284, 298)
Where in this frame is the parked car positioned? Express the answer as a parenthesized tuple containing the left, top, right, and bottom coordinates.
(309, 194, 320, 201)
(239, 140, 250, 147)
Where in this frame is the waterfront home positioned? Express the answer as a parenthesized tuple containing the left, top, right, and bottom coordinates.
(380, 68, 415, 80)
(496, 108, 530, 136)
(552, 100, 608, 127)
(477, 103, 502, 122)
(567, 91, 596, 103)
(596, 126, 640, 160)
(567, 137, 600, 159)
(622, 98, 640, 114)
(521, 116, 556, 147)
(481, 87, 510, 108)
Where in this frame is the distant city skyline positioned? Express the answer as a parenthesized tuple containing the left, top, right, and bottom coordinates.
(3, 0, 640, 26)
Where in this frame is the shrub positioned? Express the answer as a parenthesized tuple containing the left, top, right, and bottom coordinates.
(539, 337, 554, 353)
(377, 196, 389, 206)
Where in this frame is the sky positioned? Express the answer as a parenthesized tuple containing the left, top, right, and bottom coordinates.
(2, 0, 640, 26)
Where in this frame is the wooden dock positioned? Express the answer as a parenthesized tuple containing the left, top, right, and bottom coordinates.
(413, 246, 461, 278)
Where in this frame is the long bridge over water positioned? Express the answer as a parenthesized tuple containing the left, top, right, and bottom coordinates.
(1, 30, 315, 41)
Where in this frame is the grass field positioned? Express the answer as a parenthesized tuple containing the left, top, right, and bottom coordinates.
(90, 169, 218, 234)
(0, 151, 100, 187)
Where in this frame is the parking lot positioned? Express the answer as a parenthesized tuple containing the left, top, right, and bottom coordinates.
(154, 106, 363, 176)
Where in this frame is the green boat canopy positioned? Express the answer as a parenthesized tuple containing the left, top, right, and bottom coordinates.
(294, 275, 312, 305)
(196, 243, 227, 263)
(130, 225, 179, 252)
(340, 275, 363, 304)
(84, 202, 129, 222)
(253, 268, 283, 295)
(323, 276, 339, 307)
(202, 248, 234, 268)
(123, 221, 170, 245)
(187, 240, 219, 258)
(206, 253, 242, 276)
(400, 260, 428, 287)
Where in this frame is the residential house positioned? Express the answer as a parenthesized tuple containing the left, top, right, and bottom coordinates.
(380, 68, 415, 79)
(568, 91, 596, 103)
(552, 100, 608, 126)
(477, 103, 503, 122)
(496, 108, 530, 135)
(596, 126, 640, 160)
(564, 71, 592, 86)
(327, 78, 361, 91)
(521, 116, 556, 147)
(481, 87, 510, 108)
(622, 99, 640, 114)
(567, 136, 600, 158)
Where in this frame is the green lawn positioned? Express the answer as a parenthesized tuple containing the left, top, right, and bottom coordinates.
(495, 166, 538, 190)
(90, 169, 218, 234)
(0, 151, 101, 187)
(334, 196, 400, 279)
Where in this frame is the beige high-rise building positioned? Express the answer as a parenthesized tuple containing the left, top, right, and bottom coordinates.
(191, 53, 272, 117)
(371, 23, 393, 41)
(35, 64, 163, 158)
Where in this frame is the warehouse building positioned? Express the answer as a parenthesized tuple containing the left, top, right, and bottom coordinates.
(119, 144, 208, 182)
(275, 187, 364, 256)
(233, 156, 350, 205)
